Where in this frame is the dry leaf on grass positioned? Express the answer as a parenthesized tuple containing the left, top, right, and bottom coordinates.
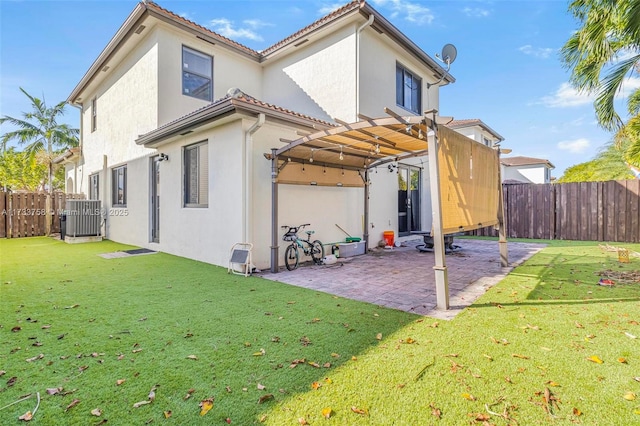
(163, 411, 172, 418)
(186, 355, 198, 360)
(65, 399, 80, 412)
(18, 411, 32, 421)
(26, 354, 44, 362)
(298, 418, 308, 425)
(133, 400, 151, 408)
(512, 354, 530, 359)
(91, 408, 102, 416)
(430, 402, 442, 418)
(311, 382, 321, 390)
(322, 407, 333, 418)
(351, 406, 367, 415)
(116, 379, 126, 386)
(199, 398, 214, 416)
(573, 407, 582, 416)
(258, 394, 274, 404)
(461, 393, 476, 401)
(587, 355, 604, 364)
(376, 333, 382, 340)
(184, 388, 195, 400)
(623, 391, 636, 401)
(46, 387, 61, 395)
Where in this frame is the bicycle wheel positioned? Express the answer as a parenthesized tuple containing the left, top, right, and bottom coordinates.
(310, 240, 325, 264)
(284, 244, 299, 271)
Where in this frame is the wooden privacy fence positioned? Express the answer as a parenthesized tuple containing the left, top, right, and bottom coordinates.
(0, 191, 85, 238)
(471, 180, 640, 243)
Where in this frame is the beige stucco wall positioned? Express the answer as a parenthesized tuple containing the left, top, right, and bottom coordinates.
(359, 28, 440, 120)
(262, 24, 357, 123)
(156, 24, 263, 126)
(79, 28, 160, 196)
(502, 164, 548, 184)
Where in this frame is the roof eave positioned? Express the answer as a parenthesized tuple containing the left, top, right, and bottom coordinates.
(360, 3, 455, 84)
(67, 2, 148, 105)
(136, 98, 333, 147)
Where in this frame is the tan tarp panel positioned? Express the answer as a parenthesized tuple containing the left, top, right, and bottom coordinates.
(438, 125, 500, 234)
(277, 163, 364, 187)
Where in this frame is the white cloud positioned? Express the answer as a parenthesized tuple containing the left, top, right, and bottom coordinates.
(208, 18, 264, 41)
(318, 3, 346, 14)
(539, 77, 640, 108)
(539, 82, 593, 108)
(518, 44, 555, 59)
(557, 138, 590, 153)
(370, 0, 434, 25)
(462, 7, 490, 18)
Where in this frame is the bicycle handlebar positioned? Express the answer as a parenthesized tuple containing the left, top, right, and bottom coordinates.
(281, 223, 310, 230)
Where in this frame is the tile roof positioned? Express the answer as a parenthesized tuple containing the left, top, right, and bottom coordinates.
(501, 156, 555, 168)
(260, 1, 361, 56)
(447, 119, 482, 128)
(136, 91, 335, 145)
(145, 1, 260, 57)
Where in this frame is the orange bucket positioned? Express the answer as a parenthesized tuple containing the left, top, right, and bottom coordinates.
(383, 230, 395, 247)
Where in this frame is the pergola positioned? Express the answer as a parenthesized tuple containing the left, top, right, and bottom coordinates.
(267, 109, 508, 310)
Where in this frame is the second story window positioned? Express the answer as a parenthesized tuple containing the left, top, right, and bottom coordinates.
(91, 97, 97, 132)
(396, 64, 421, 114)
(182, 46, 212, 102)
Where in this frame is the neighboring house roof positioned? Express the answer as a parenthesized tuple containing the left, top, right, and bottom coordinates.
(68, 0, 453, 104)
(135, 91, 335, 147)
(447, 118, 504, 142)
(501, 156, 555, 169)
(53, 147, 81, 164)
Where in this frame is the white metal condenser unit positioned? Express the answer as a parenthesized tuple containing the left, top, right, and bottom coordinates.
(66, 200, 102, 237)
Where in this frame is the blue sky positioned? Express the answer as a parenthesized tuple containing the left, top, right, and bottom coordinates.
(1, 0, 635, 176)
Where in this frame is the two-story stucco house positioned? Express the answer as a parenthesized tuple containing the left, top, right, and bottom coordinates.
(501, 156, 555, 184)
(62, 0, 501, 270)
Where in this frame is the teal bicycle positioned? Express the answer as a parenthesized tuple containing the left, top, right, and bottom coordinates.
(281, 224, 324, 271)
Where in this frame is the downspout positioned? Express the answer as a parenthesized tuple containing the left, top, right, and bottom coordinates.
(355, 14, 374, 120)
(243, 113, 265, 243)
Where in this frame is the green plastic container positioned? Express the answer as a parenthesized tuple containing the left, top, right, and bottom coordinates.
(345, 237, 361, 243)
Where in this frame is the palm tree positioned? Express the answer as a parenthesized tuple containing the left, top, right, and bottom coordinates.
(561, 0, 640, 166)
(0, 87, 79, 193)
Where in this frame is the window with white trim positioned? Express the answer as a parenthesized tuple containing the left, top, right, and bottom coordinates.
(184, 141, 209, 207)
(89, 173, 99, 200)
(111, 165, 127, 207)
(91, 97, 97, 132)
(182, 46, 213, 101)
(396, 63, 421, 114)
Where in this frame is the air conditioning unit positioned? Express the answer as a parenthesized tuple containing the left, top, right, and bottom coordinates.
(66, 200, 101, 237)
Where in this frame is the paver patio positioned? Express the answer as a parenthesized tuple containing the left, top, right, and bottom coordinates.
(259, 239, 545, 320)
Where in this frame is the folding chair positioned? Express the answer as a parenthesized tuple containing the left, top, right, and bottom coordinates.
(228, 243, 253, 277)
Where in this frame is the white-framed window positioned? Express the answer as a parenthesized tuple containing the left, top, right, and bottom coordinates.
(184, 141, 209, 207)
(89, 173, 99, 200)
(111, 165, 127, 207)
(91, 97, 97, 132)
(182, 46, 213, 101)
(396, 63, 421, 114)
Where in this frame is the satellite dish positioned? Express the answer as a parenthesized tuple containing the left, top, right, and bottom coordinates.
(428, 43, 457, 88)
(441, 44, 457, 65)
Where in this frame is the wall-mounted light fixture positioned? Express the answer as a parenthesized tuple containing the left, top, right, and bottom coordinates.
(158, 153, 169, 162)
(388, 164, 397, 173)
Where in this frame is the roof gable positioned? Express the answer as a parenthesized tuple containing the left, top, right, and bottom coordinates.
(68, 0, 453, 104)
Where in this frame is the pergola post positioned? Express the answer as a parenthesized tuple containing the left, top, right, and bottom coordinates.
(363, 169, 369, 251)
(426, 116, 449, 310)
(496, 152, 508, 267)
(270, 148, 279, 273)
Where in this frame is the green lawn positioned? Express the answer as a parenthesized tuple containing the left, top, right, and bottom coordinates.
(1, 237, 639, 424)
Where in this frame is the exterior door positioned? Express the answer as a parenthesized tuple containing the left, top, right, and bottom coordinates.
(398, 165, 421, 236)
(151, 156, 160, 243)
